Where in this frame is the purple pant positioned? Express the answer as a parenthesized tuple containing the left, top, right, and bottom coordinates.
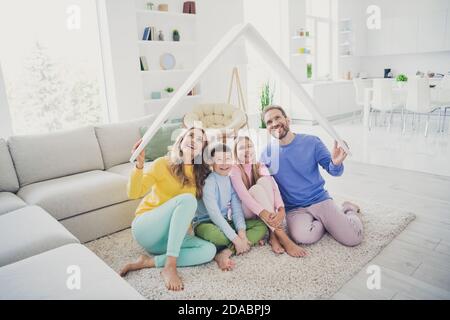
(286, 199, 363, 247)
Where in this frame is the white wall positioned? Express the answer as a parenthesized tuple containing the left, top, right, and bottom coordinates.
(97, 0, 144, 122)
(0, 61, 13, 138)
(339, 0, 450, 79)
(196, 0, 247, 107)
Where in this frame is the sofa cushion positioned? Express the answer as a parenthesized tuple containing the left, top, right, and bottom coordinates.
(0, 244, 143, 299)
(95, 115, 155, 170)
(140, 121, 182, 161)
(0, 206, 79, 267)
(8, 126, 104, 187)
(0, 138, 20, 192)
(107, 161, 153, 178)
(17, 171, 129, 221)
(0, 192, 26, 216)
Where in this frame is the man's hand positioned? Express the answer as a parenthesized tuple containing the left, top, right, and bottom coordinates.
(331, 140, 348, 166)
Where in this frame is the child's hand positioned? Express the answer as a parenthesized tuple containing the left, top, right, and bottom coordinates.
(260, 210, 279, 229)
(233, 236, 250, 255)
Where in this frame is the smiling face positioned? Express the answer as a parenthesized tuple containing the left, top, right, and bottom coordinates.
(179, 128, 206, 161)
(236, 138, 256, 165)
(264, 108, 291, 140)
(212, 151, 233, 176)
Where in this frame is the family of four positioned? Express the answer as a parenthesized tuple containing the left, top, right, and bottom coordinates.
(119, 105, 364, 291)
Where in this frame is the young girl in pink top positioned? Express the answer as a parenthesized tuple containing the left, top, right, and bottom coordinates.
(230, 136, 307, 257)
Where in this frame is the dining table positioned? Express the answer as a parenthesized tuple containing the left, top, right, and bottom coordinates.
(362, 78, 443, 128)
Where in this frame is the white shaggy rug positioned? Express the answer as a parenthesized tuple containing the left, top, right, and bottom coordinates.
(86, 197, 415, 299)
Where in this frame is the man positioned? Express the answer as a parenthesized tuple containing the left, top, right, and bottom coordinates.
(260, 105, 363, 247)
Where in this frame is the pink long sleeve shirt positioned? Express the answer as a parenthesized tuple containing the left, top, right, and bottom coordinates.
(230, 163, 284, 216)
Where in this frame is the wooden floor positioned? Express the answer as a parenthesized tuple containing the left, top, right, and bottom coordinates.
(325, 161, 450, 299)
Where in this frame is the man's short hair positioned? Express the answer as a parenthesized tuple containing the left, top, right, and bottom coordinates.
(261, 105, 288, 123)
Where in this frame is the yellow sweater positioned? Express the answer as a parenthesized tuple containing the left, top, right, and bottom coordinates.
(127, 157, 196, 216)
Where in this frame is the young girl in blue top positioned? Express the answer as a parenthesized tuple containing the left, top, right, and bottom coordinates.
(194, 143, 267, 271)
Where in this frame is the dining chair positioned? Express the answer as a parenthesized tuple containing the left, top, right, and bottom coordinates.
(353, 78, 371, 122)
(403, 77, 435, 136)
(431, 74, 450, 133)
(369, 79, 402, 131)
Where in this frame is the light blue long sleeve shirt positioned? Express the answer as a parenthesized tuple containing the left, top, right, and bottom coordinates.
(260, 134, 344, 211)
(193, 172, 246, 241)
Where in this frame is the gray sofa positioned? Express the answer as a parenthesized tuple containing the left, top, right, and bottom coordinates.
(0, 115, 156, 299)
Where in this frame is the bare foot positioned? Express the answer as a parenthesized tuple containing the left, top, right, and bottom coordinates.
(119, 255, 155, 277)
(343, 201, 361, 214)
(275, 230, 307, 258)
(269, 232, 285, 254)
(161, 266, 184, 291)
(214, 249, 235, 271)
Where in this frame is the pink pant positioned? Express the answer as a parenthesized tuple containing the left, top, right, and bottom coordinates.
(243, 176, 279, 232)
(286, 199, 363, 247)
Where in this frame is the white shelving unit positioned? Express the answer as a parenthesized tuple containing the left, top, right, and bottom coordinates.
(289, 30, 314, 82)
(338, 19, 354, 57)
(134, 0, 201, 118)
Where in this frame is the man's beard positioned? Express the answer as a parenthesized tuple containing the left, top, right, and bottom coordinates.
(272, 123, 290, 140)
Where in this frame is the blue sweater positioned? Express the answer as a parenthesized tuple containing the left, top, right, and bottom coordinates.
(193, 172, 246, 241)
(260, 134, 343, 211)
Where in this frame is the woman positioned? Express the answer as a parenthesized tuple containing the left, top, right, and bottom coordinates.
(119, 127, 216, 291)
(230, 136, 307, 257)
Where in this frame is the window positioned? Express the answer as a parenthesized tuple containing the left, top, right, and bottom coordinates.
(0, 0, 108, 135)
(306, 0, 333, 80)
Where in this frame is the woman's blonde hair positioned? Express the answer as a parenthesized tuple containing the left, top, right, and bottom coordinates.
(168, 127, 210, 198)
(234, 136, 261, 189)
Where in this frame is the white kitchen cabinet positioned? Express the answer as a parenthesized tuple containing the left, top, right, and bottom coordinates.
(446, 9, 450, 50)
(391, 16, 418, 54)
(291, 81, 358, 121)
(366, 18, 393, 56)
(418, 10, 447, 53)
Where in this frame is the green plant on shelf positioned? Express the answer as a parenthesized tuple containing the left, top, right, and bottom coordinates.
(172, 30, 180, 41)
(396, 74, 408, 82)
(165, 87, 174, 93)
(260, 81, 275, 129)
(146, 2, 154, 10)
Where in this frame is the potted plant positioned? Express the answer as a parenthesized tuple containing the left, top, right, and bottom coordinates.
(164, 87, 175, 97)
(260, 81, 275, 129)
(172, 30, 180, 41)
(396, 74, 408, 88)
(146, 2, 154, 10)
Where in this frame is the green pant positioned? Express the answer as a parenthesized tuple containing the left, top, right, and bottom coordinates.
(132, 194, 216, 268)
(194, 219, 268, 252)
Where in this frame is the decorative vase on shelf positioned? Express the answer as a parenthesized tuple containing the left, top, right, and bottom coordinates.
(158, 30, 164, 41)
(172, 30, 180, 41)
(158, 4, 168, 11)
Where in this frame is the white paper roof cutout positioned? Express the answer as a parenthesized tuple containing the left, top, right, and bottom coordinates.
(130, 23, 350, 163)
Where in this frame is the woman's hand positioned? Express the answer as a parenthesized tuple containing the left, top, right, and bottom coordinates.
(131, 139, 145, 169)
(233, 235, 250, 255)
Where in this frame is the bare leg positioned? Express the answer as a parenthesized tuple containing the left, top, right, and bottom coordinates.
(119, 254, 155, 277)
(273, 228, 307, 257)
(160, 256, 184, 291)
(268, 231, 285, 254)
(214, 248, 235, 271)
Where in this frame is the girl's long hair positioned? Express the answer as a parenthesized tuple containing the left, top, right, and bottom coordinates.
(234, 136, 261, 189)
(168, 127, 210, 198)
